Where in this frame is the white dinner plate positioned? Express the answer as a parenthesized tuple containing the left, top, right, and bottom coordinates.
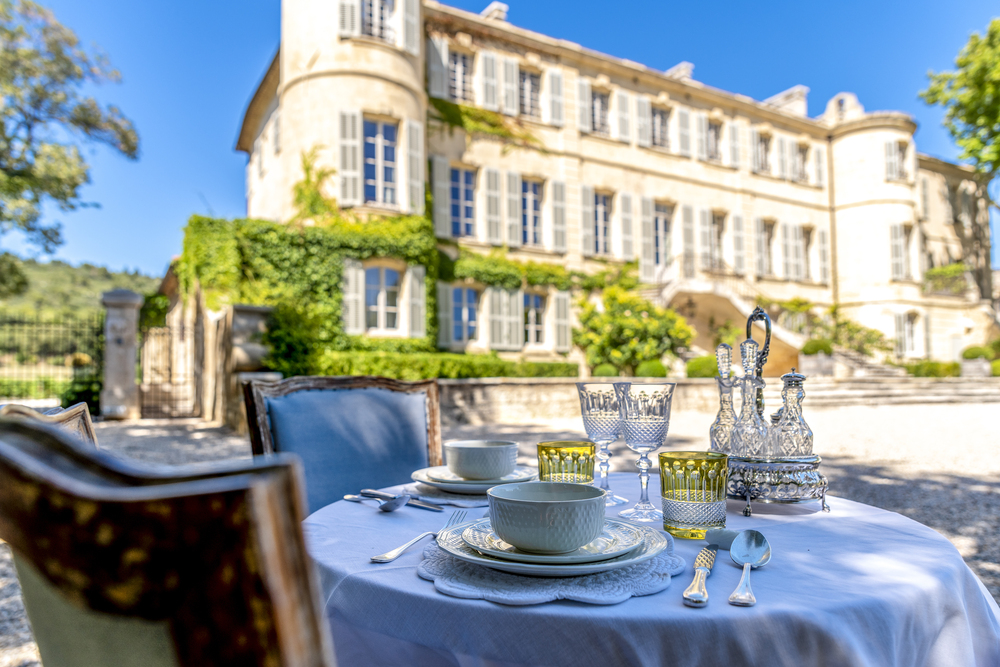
(436, 520, 669, 577)
(461, 518, 645, 565)
(425, 467, 527, 484)
(411, 466, 537, 494)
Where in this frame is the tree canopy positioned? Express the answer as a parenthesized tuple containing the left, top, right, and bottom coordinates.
(0, 0, 139, 257)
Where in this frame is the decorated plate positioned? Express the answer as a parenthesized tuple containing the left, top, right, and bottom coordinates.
(461, 518, 645, 565)
(435, 520, 670, 577)
(411, 466, 537, 494)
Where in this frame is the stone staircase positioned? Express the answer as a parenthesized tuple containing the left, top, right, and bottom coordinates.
(831, 348, 908, 378)
(759, 377, 1000, 408)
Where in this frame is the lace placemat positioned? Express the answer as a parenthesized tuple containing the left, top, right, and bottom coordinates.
(417, 543, 687, 605)
(401, 482, 489, 507)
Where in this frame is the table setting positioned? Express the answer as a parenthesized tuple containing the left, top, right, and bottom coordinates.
(304, 308, 1000, 666)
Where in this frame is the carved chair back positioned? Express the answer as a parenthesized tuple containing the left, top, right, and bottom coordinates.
(243, 376, 442, 514)
(0, 402, 97, 447)
(0, 420, 335, 667)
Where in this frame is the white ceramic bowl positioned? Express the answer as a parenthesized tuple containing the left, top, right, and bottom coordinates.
(445, 440, 518, 480)
(488, 482, 607, 554)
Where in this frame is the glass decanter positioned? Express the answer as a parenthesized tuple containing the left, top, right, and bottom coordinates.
(709, 343, 736, 454)
(731, 338, 768, 458)
(771, 369, 813, 458)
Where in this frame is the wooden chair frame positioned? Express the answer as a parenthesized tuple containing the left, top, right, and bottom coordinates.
(243, 375, 443, 467)
(0, 402, 97, 447)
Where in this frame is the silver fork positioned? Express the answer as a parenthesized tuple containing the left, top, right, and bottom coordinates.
(370, 510, 468, 563)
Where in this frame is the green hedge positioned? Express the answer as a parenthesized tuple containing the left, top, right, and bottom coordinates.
(992, 359, 1000, 377)
(801, 338, 833, 356)
(686, 355, 717, 378)
(0, 377, 70, 399)
(962, 346, 994, 360)
(905, 361, 960, 377)
(635, 360, 667, 377)
(311, 350, 578, 380)
(592, 363, 618, 377)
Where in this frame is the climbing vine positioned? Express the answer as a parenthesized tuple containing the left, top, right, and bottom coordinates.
(429, 97, 545, 152)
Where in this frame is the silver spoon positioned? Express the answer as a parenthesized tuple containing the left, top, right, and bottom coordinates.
(343, 494, 411, 512)
(728, 529, 771, 607)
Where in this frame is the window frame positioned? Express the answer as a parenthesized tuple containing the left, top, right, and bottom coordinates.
(654, 202, 673, 266)
(591, 91, 610, 136)
(363, 118, 399, 207)
(651, 107, 670, 149)
(361, 0, 395, 42)
(450, 167, 475, 237)
(519, 70, 541, 119)
(757, 135, 772, 174)
(452, 287, 479, 343)
(365, 265, 402, 332)
(523, 292, 545, 345)
(593, 192, 611, 255)
(706, 121, 722, 162)
(448, 50, 473, 103)
(521, 179, 542, 246)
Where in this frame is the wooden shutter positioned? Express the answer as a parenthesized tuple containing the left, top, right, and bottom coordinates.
(754, 217, 767, 276)
(777, 137, 787, 179)
(407, 120, 424, 215)
(792, 225, 804, 281)
(577, 78, 591, 133)
(554, 291, 571, 352)
(781, 223, 791, 278)
(339, 110, 361, 206)
(682, 205, 694, 277)
(698, 209, 711, 269)
(732, 214, 745, 274)
(620, 194, 633, 259)
(729, 123, 739, 168)
(488, 288, 504, 349)
(431, 155, 450, 237)
(338, 0, 359, 37)
(894, 313, 906, 356)
(510, 290, 524, 349)
(885, 140, 897, 181)
(485, 168, 502, 244)
(408, 265, 426, 338)
(481, 51, 498, 111)
(427, 37, 447, 98)
(342, 258, 365, 334)
(815, 145, 826, 186)
(552, 181, 566, 252)
(548, 70, 564, 126)
(924, 311, 932, 358)
(502, 57, 519, 116)
(696, 113, 708, 161)
(890, 224, 903, 279)
(818, 229, 830, 283)
(402, 0, 419, 55)
(437, 282, 452, 347)
(617, 91, 630, 143)
(907, 142, 917, 183)
(580, 185, 594, 256)
(750, 128, 760, 173)
(636, 97, 651, 147)
(506, 171, 521, 247)
(920, 178, 929, 219)
(640, 197, 654, 282)
(678, 108, 690, 156)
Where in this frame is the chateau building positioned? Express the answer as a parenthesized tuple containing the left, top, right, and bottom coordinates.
(236, 0, 997, 367)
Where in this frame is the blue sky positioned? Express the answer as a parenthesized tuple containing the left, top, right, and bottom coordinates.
(12, 0, 999, 276)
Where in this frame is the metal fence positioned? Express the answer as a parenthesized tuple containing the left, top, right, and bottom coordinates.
(0, 313, 104, 404)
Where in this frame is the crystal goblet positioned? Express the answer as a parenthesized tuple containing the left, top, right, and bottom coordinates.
(575, 383, 628, 506)
(614, 382, 676, 523)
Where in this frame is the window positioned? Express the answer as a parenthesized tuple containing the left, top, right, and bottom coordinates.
(521, 180, 542, 246)
(450, 168, 474, 237)
(895, 313, 916, 356)
(652, 108, 670, 149)
(448, 51, 472, 103)
(710, 213, 725, 269)
(794, 146, 809, 182)
(365, 267, 400, 330)
(886, 141, 908, 181)
(594, 193, 610, 255)
(890, 223, 911, 280)
(363, 120, 397, 206)
(755, 135, 771, 174)
(654, 203, 672, 266)
(591, 91, 610, 136)
(706, 122, 722, 161)
(519, 71, 540, 119)
(361, 0, 394, 41)
(524, 293, 545, 344)
(452, 288, 478, 342)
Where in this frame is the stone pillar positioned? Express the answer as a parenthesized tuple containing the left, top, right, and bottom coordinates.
(101, 289, 144, 419)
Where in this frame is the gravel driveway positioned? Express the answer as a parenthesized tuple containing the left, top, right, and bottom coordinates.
(1, 403, 998, 666)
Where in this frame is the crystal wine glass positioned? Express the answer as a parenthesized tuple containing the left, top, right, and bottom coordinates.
(576, 383, 628, 506)
(614, 382, 676, 523)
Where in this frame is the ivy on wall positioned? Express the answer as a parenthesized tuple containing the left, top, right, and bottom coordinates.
(440, 248, 636, 293)
(429, 97, 544, 152)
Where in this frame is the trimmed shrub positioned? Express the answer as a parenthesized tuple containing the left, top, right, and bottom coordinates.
(61, 375, 101, 414)
(635, 360, 667, 377)
(311, 350, 578, 380)
(992, 359, 1000, 377)
(962, 346, 993, 360)
(686, 355, 718, 378)
(592, 363, 618, 377)
(801, 339, 833, 356)
(905, 361, 960, 377)
(990, 339, 1000, 360)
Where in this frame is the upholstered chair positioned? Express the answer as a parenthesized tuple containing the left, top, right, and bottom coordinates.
(0, 420, 335, 667)
(0, 402, 97, 446)
(243, 376, 442, 514)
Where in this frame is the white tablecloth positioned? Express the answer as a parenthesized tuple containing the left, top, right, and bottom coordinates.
(304, 473, 1000, 667)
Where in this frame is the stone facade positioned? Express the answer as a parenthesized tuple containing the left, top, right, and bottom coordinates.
(236, 0, 997, 366)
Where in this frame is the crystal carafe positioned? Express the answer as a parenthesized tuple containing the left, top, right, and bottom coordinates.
(709, 344, 736, 454)
(731, 339, 768, 458)
(771, 370, 813, 458)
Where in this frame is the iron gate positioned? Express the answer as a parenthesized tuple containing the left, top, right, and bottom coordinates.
(140, 324, 196, 418)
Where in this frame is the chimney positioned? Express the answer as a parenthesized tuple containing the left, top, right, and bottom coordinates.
(480, 1, 509, 21)
(665, 61, 694, 80)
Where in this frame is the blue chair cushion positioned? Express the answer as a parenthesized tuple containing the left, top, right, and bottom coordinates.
(265, 387, 430, 514)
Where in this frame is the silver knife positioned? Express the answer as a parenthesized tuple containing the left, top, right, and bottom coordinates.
(360, 489, 444, 512)
(682, 545, 718, 607)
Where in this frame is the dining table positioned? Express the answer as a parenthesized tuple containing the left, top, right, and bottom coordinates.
(303, 472, 1000, 667)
